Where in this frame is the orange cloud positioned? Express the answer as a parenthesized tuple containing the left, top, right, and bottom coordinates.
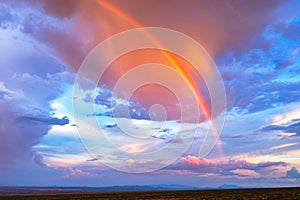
(36, 0, 285, 72)
(180, 155, 209, 166)
(29, 0, 286, 121)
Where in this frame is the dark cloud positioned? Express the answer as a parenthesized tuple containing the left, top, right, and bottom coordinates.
(152, 128, 173, 140)
(261, 125, 285, 132)
(86, 158, 99, 162)
(113, 103, 150, 120)
(89, 102, 150, 120)
(0, 0, 299, 186)
(40, 0, 78, 19)
(225, 78, 300, 113)
(32, 151, 47, 167)
(0, 1, 86, 72)
(16, 116, 69, 126)
(94, 86, 115, 109)
(4, 0, 295, 117)
(261, 120, 300, 136)
(218, 17, 300, 113)
(0, 10, 72, 169)
(5, 0, 288, 79)
(21, 13, 85, 70)
(82, 85, 116, 109)
(0, 102, 43, 166)
(286, 167, 300, 178)
(103, 0, 286, 56)
(105, 124, 117, 129)
(85, 86, 150, 120)
(0, 100, 70, 168)
(159, 128, 172, 133)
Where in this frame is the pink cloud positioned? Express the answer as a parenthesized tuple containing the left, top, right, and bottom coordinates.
(180, 155, 208, 166)
(63, 167, 91, 178)
(58, 165, 68, 170)
(170, 155, 287, 178)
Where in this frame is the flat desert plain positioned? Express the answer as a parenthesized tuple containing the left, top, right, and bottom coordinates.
(0, 187, 300, 199)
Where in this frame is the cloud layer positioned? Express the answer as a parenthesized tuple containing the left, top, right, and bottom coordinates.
(0, 0, 300, 188)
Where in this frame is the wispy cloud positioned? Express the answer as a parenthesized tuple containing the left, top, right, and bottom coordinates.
(261, 119, 300, 136)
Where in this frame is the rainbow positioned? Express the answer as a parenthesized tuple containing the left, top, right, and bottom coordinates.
(96, 0, 223, 155)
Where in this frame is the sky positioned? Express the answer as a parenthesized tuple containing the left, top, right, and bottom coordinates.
(0, 0, 300, 188)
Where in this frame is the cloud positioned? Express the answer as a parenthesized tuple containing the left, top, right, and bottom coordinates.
(218, 16, 300, 113)
(286, 167, 300, 178)
(39, 0, 78, 19)
(4, 0, 296, 122)
(16, 116, 69, 126)
(0, 12, 73, 169)
(3, 0, 291, 120)
(86, 85, 115, 109)
(21, 14, 85, 70)
(64, 167, 91, 178)
(168, 155, 287, 177)
(56, 165, 92, 178)
(231, 169, 260, 178)
(83, 85, 150, 120)
(32, 151, 47, 167)
(0, 98, 70, 168)
(25, 0, 287, 58)
(0, 4, 18, 29)
(0, 0, 299, 187)
(0, 82, 23, 100)
(179, 155, 208, 166)
(152, 128, 175, 140)
(95, 0, 286, 56)
(272, 105, 300, 125)
(261, 119, 300, 136)
(105, 124, 118, 129)
(0, 1, 84, 71)
(3, 1, 298, 120)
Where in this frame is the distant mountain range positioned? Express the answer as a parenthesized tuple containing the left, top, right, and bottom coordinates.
(0, 184, 245, 195)
(97, 184, 200, 191)
(218, 184, 244, 189)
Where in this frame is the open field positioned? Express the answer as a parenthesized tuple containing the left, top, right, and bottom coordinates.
(1, 187, 300, 200)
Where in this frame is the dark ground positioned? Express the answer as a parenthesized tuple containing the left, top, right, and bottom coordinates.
(0, 187, 300, 200)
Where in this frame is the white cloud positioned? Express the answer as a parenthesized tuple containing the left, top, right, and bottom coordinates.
(272, 103, 300, 125)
